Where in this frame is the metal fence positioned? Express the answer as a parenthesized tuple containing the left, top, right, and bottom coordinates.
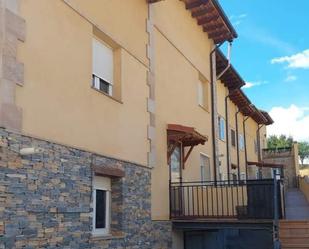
(170, 179, 284, 220)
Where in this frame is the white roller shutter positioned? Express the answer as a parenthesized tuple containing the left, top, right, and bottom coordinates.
(92, 38, 114, 85)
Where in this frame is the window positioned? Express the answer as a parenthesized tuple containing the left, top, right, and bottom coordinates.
(239, 134, 244, 151)
(197, 77, 208, 110)
(240, 172, 246, 180)
(93, 176, 111, 236)
(254, 139, 258, 154)
(92, 38, 113, 96)
(200, 154, 211, 181)
(171, 146, 182, 183)
(218, 116, 225, 141)
(231, 129, 236, 147)
(232, 173, 238, 184)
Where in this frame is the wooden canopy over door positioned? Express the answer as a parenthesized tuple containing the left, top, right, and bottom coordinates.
(167, 124, 208, 169)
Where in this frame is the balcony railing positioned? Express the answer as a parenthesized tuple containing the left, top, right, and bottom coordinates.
(170, 179, 284, 220)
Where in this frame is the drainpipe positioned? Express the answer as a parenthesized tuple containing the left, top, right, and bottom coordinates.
(225, 87, 241, 183)
(243, 116, 250, 179)
(235, 109, 241, 180)
(225, 94, 231, 183)
(210, 42, 232, 182)
(210, 42, 224, 183)
(256, 124, 265, 179)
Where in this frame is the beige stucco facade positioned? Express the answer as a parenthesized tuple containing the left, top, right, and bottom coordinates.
(15, 0, 150, 166)
(151, 0, 214, 220)
(1, 0, 270, 222)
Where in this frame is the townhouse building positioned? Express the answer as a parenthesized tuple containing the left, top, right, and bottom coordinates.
(0, 0, 278, 248)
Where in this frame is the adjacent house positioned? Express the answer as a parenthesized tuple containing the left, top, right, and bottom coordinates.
(0, 0, 280, 248)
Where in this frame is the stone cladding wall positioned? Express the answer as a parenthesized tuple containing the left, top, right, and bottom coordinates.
(0, 128, 172, 249)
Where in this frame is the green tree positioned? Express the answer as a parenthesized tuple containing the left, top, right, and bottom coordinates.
(267, 135, 294, 149)
(299, 142, 309, 166)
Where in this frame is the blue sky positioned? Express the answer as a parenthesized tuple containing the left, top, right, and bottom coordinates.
(219, 0, 309, 141)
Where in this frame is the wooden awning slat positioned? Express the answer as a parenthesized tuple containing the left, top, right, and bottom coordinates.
(181, 0, 237, 44)
(167, 124, 208, 147)
(247, 161, 284, 168)
(186, 0, 209, 10)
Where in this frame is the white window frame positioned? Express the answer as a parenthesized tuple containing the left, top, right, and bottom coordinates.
(240, 172, 246, 180)
(92, 38, 114, 96)
(92, 176, 111, 236)
(254, 139, 258, 154)
(239, 134, 245, 151)
(197, 80, 205, 107)
(218, 116, 225, 141)
(200, 153, 211, 182)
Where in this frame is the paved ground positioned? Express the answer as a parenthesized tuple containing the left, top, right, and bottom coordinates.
(285, 188, 309, 220)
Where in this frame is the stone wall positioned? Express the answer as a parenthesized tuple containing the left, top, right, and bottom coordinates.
(299, 176, 309, 204)
(262, 143, 300, 189)
(0, 128, 172, 249)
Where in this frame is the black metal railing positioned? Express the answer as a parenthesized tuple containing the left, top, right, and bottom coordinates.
(170, 179, 284, 220)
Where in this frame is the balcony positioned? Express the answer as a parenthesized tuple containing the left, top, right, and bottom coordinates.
(170, 179, 284, 221)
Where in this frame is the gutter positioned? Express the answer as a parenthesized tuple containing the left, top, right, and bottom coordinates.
(211, 0, 238, 39)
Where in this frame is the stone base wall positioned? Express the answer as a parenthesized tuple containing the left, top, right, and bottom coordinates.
(0, 128, 172, 249)
(263, 144, 300, 189)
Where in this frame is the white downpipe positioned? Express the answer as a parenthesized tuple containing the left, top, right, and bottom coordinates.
(217, 42, 232, 80)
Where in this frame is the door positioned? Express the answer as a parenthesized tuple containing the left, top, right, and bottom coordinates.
(171, 145, 182, 183)
(170, 144, 183, 216)
(185, 231, 222, 249)
(200, 154, 211, 182)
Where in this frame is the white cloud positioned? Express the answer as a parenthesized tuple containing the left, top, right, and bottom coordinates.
(271, 49, 309, 69)
(243, 81, 267, 89)
(267, 105, 309, 142)
(285, 75, 297, 82)
(230, 13, 247, 26)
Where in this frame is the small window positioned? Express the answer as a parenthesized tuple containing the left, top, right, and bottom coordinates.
(232, 173, 238, 184)
(200, 154, 211, 182)
(93, 176, 111, 236)
(254, 139, 258, 154)
(239, 134, 244, 151)
(240, 172, 246, 180)
(231, 129, 236, 147)
(218, 116, 225, 141)
(92, 38, 113, 96)
(197, 78, 208, 110)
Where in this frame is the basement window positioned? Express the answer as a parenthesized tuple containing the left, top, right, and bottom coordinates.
(93, 176, 111, 236)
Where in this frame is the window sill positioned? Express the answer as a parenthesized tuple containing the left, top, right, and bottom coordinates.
(91, 87, 123, 104)
(198, 104, 210, 113)
(91, 233, 125, 241)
